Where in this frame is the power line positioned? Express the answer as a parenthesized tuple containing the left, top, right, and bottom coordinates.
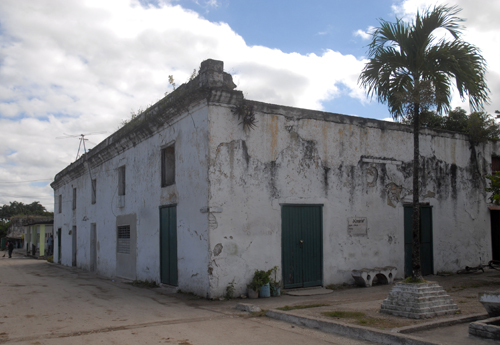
(0, 179, 53, 185)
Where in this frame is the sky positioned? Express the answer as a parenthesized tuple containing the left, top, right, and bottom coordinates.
(0, 0, 499, 212)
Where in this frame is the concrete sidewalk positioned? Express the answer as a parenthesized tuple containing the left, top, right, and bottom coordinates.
(206, 272, 500, 345)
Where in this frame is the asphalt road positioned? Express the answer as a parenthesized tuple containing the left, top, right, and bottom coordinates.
(0, 252, 371, 345)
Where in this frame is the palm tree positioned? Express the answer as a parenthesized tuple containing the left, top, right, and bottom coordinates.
(359, 5, 489, 280)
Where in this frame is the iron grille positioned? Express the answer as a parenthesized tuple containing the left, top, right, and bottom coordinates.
(117, 225, 130, 254)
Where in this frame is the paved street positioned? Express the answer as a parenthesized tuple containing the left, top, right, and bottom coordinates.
(0, 251, 369, 345)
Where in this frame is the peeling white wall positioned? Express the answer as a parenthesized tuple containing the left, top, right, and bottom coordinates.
(53, 104, 211, 296)
(206, 103, 500, 297)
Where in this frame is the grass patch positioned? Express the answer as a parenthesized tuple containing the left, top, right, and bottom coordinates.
(278, 304, 329, 311)
(127, 280, 159, 288)
(249, 310, 268, 317)
(46, 255, 53, 263)
(402, 277, 428, 284)
(447, 281, 500, 293)
(322, 311, 399, 328)
(324, 311, 365, 318)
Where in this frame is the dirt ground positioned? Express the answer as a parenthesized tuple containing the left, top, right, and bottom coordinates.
(2, 248, 500, 345)
(0, 251, 371, 345)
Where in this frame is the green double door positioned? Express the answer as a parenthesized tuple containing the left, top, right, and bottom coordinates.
(160, 206, 178, 286)
(404, 206, 434, 277)
(282, 205, 323, 289)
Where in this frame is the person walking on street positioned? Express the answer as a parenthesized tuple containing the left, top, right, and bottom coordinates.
(7, 240, 14, 258)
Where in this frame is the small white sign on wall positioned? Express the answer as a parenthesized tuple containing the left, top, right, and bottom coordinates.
(348, 217, 368, 236)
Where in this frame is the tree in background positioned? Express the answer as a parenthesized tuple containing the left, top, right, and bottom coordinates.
(0, 201, 53, 220)
(402, 107, 499, 145)
(0, 201, 53, 238)
(359, 5, 489, 280)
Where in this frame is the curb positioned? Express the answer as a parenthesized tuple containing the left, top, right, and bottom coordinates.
(266, 309, 441, 345)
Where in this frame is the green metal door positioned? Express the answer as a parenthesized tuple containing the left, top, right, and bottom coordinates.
(160, 206, 178, 286)
(282, 205, 323, 289)
(404, 206, 434, 277)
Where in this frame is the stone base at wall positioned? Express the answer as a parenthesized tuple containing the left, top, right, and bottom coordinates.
(380, 281, 459, 319)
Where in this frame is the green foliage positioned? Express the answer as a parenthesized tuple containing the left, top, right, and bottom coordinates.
(486, 172, 500, 205)
(47, 255, 53, 263)
(467, 111, 500, 145)
(0, 201, 53, 220)
(401, 107, 500, 145)
(0, 220, 9, 239)
(323, 311, 365, 318)
(278, 304, 329, 311)
(127, 280, 159, 288)
(168, 75, 176, 90)
(402, 276, 428, 284)
(224, 279, 235, 300)
(232, 100, 257, 130)
(247, 269, 272, 291)
(359, 5, 489, 120)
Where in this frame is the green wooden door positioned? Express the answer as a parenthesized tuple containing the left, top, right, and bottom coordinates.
(282, 205, 323, 289)
(404, 206, 434, 277)
(160, 206, 178, 286)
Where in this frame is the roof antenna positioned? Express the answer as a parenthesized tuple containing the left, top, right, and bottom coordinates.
(56, 131, 107, 160)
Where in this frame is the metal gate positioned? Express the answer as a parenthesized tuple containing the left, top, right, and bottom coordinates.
(404, 205, 434, 277)
(282, 205, 323, 289)
(160, 205, 178, 286)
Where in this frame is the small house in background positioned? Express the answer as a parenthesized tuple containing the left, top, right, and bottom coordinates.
(20, 217, 53, 258)
(51, 59, 500, 298)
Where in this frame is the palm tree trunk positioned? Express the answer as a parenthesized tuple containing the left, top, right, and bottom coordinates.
(412, 102, 422, 280)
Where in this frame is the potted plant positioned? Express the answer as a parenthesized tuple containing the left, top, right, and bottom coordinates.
(253, 269, 271, 298)
(247, 278, 260, 299)
(270, 266, 281, 297)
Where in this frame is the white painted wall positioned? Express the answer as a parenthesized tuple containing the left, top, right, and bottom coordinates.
(53, 103, 211, 295)
(206, 102, 500, 297)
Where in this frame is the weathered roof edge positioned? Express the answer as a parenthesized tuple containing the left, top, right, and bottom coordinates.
(246, 99, 473, 142)
(51, 59, 241, 190)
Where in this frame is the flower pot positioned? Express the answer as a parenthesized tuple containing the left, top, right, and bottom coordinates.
(247, 288, 259, 299)
(271, 286, 281, 297)
(259, 283, 271, 298)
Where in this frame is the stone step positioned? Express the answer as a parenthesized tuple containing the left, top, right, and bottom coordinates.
(384, 295, 455, 305)
(387, 291, 449, 300)
(390, 285, 446, 293)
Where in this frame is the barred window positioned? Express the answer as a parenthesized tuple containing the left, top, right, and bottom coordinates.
(117, 225, 130, 254)
(118, 166, 126, 196)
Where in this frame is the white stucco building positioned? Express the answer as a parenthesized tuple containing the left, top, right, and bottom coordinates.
(51, 59, 500, 298)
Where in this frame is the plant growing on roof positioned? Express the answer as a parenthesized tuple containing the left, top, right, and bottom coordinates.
(232, 100, 257, 130)
(359, 5, 489, 280)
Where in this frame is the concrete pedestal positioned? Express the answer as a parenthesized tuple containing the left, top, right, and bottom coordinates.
(380, 281, 459, 319)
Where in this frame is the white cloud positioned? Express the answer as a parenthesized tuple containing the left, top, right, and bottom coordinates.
(0, 0, 499, 210)
(353, 27, 375, 41)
